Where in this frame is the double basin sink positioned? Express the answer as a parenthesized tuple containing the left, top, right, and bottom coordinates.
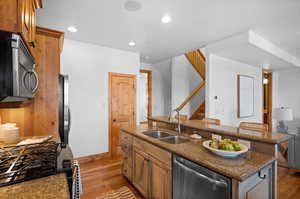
(142, 130, 190, 144)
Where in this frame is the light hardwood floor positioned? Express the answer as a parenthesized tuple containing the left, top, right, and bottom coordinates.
(80, 156, 300, 199)
(80, 155, 142, 199)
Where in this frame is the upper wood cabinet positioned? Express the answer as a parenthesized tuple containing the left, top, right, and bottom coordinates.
(0, 0, 43, 46)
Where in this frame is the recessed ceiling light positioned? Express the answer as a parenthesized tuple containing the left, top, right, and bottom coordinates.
(128, 41, 136, 46)
(161, 15, 172, 23)
(124, 0, 142, 12)
(67, 26, 78, 33)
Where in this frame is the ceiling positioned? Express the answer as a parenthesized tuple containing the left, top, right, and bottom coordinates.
(37, 0, 300, 64)
(206, 31, 300, 71)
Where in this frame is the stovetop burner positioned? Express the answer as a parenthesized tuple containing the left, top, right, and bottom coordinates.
(0, 141, 58, 187)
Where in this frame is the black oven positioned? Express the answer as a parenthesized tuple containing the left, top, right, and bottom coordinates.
(0, 30, 38, 102)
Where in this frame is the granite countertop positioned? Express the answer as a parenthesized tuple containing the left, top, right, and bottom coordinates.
(0, 136, 56, 148)
(0, 173, 70, 199)
(149, 116, 290, 144)
(121, 125, 275, 181)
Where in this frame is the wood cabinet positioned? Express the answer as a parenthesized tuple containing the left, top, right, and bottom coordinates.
(0, 1, 64, 139)
(32, 27, 64, 139)
(121, 132, 133, 181)
(149, 156, 172, 199)
(132, 147, 149, 197)
(0, 0, 42, 46)
(121, 131, 172, 199)
(0, 27, 64, 139)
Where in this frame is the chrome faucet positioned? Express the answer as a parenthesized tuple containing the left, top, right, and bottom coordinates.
(169, 109, 181, 135)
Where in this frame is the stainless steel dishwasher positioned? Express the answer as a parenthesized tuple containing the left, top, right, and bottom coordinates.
(173, 155, 231, 199)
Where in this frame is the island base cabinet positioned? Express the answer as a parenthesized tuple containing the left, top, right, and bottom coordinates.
(234, 163, 273, 199)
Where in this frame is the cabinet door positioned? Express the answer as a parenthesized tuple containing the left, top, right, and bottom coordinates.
(20, 0, 37, 44)
(239, 164, 273, 199)
(20, 0, 31, 42)
(0, 0, 19, 32)
(29, 0, 37, 44)
(132, 147, 149, 197)
(246, 178, 269, 199)
(149, 157, 171, 199)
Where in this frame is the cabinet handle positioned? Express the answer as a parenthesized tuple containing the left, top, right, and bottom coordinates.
(29, 41, 36, 47)
(258, 171, 266, 180)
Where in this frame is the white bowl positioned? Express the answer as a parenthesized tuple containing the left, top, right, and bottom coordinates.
(0, 126, 4, 142)
(202, 140, 248, 158)
(3, 128, 20, 144)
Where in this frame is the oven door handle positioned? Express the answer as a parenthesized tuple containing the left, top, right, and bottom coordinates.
(31, 69, 39, 93)
(22, 71, 31, 91)
(174, 159, 228, 188)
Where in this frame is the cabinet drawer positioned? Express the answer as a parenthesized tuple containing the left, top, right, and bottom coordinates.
(121, 131, 133, 145)
(121, 142, 131, 153)
(133, 137, 171, 167)
(122, 161, 132, 181)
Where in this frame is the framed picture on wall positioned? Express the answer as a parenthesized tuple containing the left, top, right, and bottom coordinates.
(238, 75, 254, 118)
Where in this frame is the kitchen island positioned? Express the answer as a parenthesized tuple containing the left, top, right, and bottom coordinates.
(120, 117, 290, 199)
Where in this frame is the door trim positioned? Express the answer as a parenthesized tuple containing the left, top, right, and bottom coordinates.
(140, 69, 153, 123)
(262, 69, 273, 130)
(108, 72, 136, 156)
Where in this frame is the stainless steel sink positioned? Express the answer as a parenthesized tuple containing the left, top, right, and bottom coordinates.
(142, 130, 171, 139)
(159, 136, 190, 144)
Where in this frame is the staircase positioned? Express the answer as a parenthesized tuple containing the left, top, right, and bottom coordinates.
(175, 49, 206, 120)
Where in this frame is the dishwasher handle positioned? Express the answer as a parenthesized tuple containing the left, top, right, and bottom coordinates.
(174, 159, 228, 188)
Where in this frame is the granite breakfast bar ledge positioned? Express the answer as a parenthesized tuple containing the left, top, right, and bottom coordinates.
(148, 116, 290, 144)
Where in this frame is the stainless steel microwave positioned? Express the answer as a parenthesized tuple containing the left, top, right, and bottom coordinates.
(0, 30, 38, 102)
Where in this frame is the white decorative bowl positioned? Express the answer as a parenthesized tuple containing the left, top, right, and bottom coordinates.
(202, 140, 248, 158)
(3, 127, 20, 144)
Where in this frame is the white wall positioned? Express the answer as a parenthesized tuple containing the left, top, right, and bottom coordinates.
(171, 55, 204, 116)
(61, 39, 140, 158)
(141, 60, 172, 116)
(206, 54, 263, 127)
(273, 68, 300, 119)
(138, 73, 148, 122)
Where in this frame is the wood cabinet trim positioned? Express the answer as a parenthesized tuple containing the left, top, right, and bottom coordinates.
(33, 0, 43, 9)
(36, 26, 64, 38)
(36, 26, 64, 52)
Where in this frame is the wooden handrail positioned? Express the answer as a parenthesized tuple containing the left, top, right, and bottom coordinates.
(190, 101, 205, 120)
(197, 49, 206, 62)
(176, 80, 206, 111)
(185, 50, 206, 80)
